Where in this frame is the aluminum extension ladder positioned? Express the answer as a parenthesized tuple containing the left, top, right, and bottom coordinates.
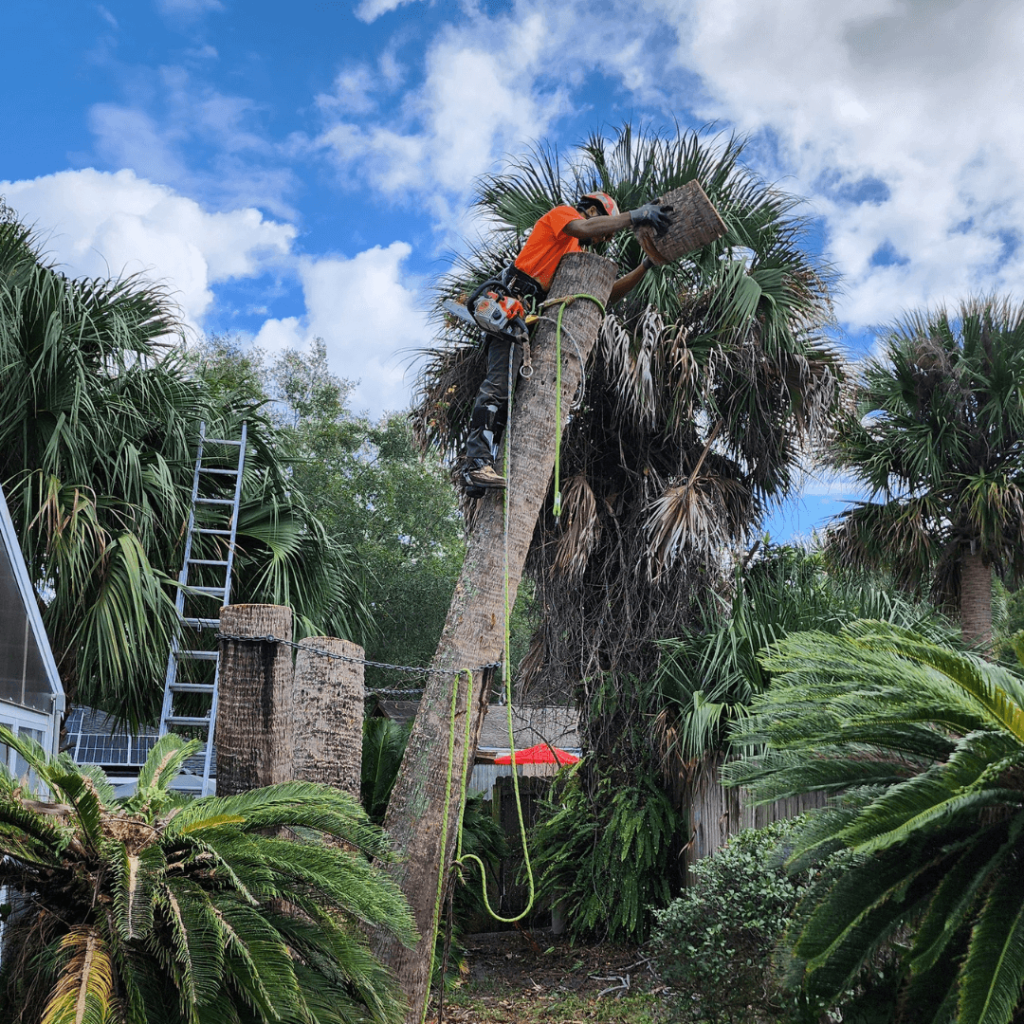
(158, 421, 247, 796)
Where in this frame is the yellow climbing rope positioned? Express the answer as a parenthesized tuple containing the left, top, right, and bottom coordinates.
(542, 293, 606, 520)
(423, 291, 607, 1016)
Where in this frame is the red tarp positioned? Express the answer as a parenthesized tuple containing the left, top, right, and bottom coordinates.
(493, 743, 580, 765)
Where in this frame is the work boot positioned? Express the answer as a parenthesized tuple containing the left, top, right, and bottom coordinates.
(465, 462, 506, 489)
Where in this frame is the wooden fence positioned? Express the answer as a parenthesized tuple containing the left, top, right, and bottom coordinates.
(685, 752, 827, 869)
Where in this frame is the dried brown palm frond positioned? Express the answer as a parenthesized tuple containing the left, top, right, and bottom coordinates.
(410, 336, 485, 463)
(645, 472, 753, 573)
(552, 473, 602, 579)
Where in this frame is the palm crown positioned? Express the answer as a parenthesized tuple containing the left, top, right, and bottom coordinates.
(826, 297, 1024, 645)
(414, 124, 842, 709)
(0, 728, 415, 1024)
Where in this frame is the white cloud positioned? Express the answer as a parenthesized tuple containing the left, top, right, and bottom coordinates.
(317, 66, 378, 115)
(1, 168, 295, 326)
(354, 0, 424, 23)
(253, 242, 430, 416)
(96, 5, 118, 28)
(652, 0, 1024, 328)
(88, 68, 296, 217)
(315, 12, 569, 206)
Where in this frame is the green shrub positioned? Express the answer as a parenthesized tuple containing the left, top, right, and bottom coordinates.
(652, 818, 908, 1024)
(533, 762, 682, 943)
(652, 820, 816, 1023)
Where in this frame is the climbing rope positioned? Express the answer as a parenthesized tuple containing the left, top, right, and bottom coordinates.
(540, 293, 606, 521)
(427, 292, 607, 1015)
(447, 345, 536, 922)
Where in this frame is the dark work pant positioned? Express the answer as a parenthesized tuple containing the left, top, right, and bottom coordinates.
(466, 332, 523, 464)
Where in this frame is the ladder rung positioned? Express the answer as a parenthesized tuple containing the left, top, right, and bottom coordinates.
(195, 498, 234, 505)
(191, 586, 228, 597)
(175, 650, 219, 661)
(181, 617, 220, 629)
(188, 559, 229, 566)
(169, 682, 216, 693)
(196, 528, 232, 535)
(165, 716, 211, 728)
(199, 468, 239, 475)
(204, 438, 243, 446)
(170, 778, 208, 792)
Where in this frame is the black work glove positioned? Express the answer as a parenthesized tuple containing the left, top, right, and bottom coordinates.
(630, 202, 673, 234)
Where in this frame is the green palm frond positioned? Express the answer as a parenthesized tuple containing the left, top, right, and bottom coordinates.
(724, 622, 1024, 1023)
(0, 733, 415, 1024)
(654, 548, 945, 765)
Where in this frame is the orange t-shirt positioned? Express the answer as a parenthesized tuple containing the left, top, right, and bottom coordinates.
(514, 205, 584, 291)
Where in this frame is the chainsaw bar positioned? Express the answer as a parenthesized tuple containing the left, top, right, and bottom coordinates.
(442, 299, 477, 327)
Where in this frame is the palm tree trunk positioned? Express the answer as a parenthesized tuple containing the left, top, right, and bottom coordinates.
(960, 548, 993, 652)
(291, 637, 364, 799)
(216, 604, 294, 793)
(372, 252, 616, 1021)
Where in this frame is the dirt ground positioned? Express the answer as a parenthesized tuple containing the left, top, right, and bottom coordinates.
(428, 929, 671, 1024)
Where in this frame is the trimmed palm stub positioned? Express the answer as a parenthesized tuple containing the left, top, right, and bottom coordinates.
(725, 623, 1024, 1024)
(826, 297, 1024, 651)
(0, 728, 415, 1024)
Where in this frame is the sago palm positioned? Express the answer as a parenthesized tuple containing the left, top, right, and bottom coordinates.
(0, 727, 415, 1024)
(415, 123, 842, 746)
(725, 621, 1024, 1024)
(825, 297, 1024, 649)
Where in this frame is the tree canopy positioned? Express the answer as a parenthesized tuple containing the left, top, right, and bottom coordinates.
(826, 297, 1024, 647)
(191, 335, 466, 692)
(0, 216, 364, 726)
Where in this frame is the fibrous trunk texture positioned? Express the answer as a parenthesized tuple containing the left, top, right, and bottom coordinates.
(374, 252, 616, 1021)
(292, 637, 364, 799)
(216, 604, 294, 794)
(960, 548, 993, 654)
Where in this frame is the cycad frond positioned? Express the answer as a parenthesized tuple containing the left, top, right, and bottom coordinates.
(957, 871, 1024, 1024)
(0, 733, 413, 1024)
(727, 623, 1024, 1021)
(41, 928, 118, 1024)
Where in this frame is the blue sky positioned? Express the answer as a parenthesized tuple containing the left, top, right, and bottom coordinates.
(5, 0, 1023, 541)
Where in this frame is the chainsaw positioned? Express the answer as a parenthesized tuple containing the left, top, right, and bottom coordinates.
(443, 283, 539, 377)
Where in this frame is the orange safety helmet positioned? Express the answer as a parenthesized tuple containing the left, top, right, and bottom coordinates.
(579, 191, 620, 217)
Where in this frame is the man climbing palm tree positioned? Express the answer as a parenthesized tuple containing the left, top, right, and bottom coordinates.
(464, 191, 670, 490)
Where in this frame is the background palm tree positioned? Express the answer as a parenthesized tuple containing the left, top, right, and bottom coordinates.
(415, 124, 843, 757)
(825, 296, 1024, 649)
(0, 214, 367, 727)
(725, 622, 1024, 1024)
(654, 545, 949, 771)
(0, 728, 416, 1024)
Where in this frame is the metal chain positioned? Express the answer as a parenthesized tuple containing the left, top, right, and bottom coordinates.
(215, 632, 502, 683)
